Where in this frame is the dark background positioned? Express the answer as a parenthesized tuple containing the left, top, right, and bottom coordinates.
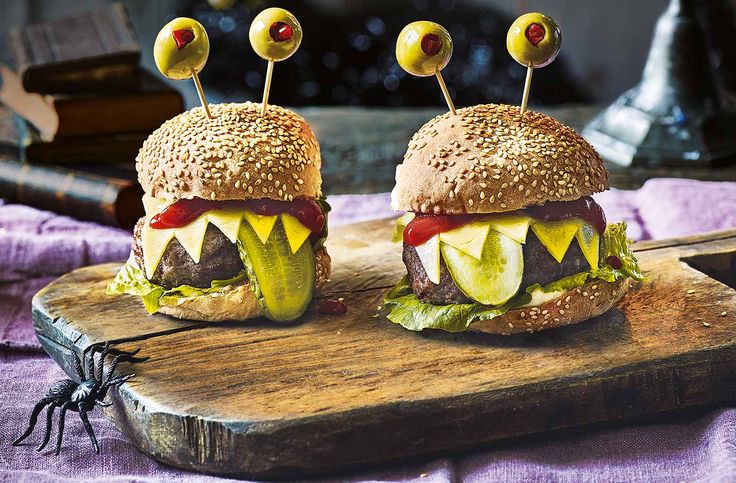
(0, 0, 669, 109)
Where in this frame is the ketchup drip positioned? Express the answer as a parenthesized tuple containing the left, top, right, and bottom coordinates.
(402, 196, 606, 246)
(149, 198, 326, 237)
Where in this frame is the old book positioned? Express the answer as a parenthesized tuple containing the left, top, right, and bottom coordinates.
(0, 159, 143, 229)
(9, 3, 140, 94)
(0, 65, 183, 140)
(21, 128, 148, 165)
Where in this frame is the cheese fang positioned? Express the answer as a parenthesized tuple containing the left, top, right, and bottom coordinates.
(140, 206, 316, 276)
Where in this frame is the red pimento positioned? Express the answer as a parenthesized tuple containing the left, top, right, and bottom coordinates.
(421, 33, 442, 56)
(172, 29, 195, 50)
(269, 21, 293, 42)
(318, 299, 347, 315)
(402, 196, 607, 246)
(525, 23, 546, 46)
(149, 197, 326, 237)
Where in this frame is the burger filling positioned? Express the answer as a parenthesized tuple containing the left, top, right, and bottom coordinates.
(385, 197, 643, 332)
(108, 195, 330, 322)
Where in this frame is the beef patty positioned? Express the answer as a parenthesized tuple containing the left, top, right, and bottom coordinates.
(132, 218, 244, 289)
(403, 231, 593, 305)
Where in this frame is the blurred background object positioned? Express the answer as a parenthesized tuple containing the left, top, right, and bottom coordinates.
(0, 0, 670, 109)
(584, 0, 736, 167)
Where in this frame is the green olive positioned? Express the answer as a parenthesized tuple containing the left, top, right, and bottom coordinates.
(396, 21, 453, 77)
(154, 17, 209, 80)
(207, 0, 236, 10)
(249, 8, 302, 62)
(506, 12, 561, 68)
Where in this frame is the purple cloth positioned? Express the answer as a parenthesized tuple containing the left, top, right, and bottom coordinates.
(1, 178, 735, 482)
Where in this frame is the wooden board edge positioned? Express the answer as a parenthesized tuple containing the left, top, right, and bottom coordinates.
(98, 342, 736, 479)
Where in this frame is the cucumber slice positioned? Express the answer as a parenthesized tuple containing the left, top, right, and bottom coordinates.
(440, 230, 523, 305)
(238, 219, 315, 322)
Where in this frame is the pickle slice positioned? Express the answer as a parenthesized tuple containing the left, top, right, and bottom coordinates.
(238, 219, 315, 322)
(440, 230, 523, 305)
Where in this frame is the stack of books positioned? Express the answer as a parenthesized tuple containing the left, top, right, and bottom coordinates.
(0, 3, 184, 228)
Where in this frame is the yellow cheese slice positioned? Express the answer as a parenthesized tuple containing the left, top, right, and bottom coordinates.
(439, 221, 491, 260)
(281, 213, 312, 254)
(531, 220, 579, 263)
(142, 194, 166, 217)
(207, 209, 243, 243)
(415, 234, 441, 284)
(173, 216, 209, 264)
(243, 212, 278, 244)
(574, 221, 600, 270)
(141, 224, 175, 279)
(488, 215, 532, 244)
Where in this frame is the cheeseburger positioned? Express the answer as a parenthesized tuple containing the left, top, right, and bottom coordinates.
(386, 104, 643, 334)
(108, 102, 330, 322)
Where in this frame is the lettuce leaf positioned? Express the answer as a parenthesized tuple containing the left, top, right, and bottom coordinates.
(106, 260, 249, 314)
(392, 212, 415, 243)
(384, 221, 644, 332)
(384, 276, 532, 332)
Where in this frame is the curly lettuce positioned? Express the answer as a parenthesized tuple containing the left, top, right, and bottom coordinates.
(106, 258, 250, 314)
(385, 221, 644, 332)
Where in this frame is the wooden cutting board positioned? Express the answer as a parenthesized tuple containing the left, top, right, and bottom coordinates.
(32, 219, 736, 479)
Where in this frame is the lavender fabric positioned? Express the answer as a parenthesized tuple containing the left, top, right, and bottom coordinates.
(1, 178, 735, 482)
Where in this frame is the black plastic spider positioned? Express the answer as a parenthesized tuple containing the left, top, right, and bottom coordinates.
(12, 343, 147, 455)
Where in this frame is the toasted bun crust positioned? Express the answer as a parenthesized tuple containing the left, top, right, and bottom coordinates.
(391, 104, 609, 214)
(136, 102, 321, 203)
(158, 246, 331, 322)
(469, 277, 630, 335)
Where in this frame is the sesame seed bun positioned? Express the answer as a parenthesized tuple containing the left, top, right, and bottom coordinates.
(136, 102, 321, 203)
(158, 246, 331, 322)
(470, 277, 630, 335)
(391, 104, 609, 214)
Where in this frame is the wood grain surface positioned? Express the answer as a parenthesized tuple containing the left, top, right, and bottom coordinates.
(32, 220, 736, 479)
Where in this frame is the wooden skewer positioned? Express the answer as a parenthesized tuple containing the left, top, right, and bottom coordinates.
(261, 59, 275, 116)
(191, 68, 212, 119)
(435, 70, 456, 115)
(520, 65, 533, 116)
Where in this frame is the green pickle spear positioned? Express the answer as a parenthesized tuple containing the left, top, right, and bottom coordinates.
(238, 219, 315, 322)
(440, 230, 523, 306)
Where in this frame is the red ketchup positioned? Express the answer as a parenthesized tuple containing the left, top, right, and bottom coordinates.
(149, 198, 326, 237)
(318, 299, 347, 315)
(402, 196, 606, 246)
(403, 214, 475, 246)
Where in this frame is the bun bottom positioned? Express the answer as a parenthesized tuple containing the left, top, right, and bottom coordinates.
(470, 277, 631, 335)
(157, 247, 331, 322)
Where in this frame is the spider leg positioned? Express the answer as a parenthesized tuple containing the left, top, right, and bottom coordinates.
(103, 352, 148, 384)
(103, 373, 135, 388)
(97, 348, 143, 382)
(72, 352, 85, 381)
(78, 406, 100, 454)
(54, 402, 74, 456)
(84, 343, 109, 381)
(12, 397, 56, 446)
(37, 401, 62, 452)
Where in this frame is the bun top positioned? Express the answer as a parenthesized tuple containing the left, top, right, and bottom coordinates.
(391, 104, 608, 214)
(136, 102, 321, 203)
